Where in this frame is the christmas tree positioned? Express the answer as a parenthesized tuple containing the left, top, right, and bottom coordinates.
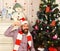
(31, 0, 60, 50)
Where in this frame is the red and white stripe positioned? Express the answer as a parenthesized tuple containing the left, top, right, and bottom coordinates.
(13, 30, 32, 51)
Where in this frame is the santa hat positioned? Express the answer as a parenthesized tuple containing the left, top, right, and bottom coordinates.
(20, 17, 28, 25)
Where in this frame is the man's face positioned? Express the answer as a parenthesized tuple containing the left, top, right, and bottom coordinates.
(21, 23, 29, 34)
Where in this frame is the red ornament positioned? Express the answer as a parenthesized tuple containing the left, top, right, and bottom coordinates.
(50, 20, 56, 27)
(46, 6, 51, 13)
(49, 47, 57, 51)
(20, 17, 26, 21)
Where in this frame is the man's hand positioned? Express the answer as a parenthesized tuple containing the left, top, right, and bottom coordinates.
(12, 21, 20, 27)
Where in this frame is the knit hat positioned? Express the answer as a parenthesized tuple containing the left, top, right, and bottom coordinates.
(20, 17, 28, 25)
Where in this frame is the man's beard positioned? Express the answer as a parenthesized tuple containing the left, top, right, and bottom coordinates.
(22, 29, 28, 34)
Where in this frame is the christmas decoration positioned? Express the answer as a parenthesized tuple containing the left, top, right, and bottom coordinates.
(1, 8, 7, 20)
(31, 0, 60, 50)
(13, 3, 22, 10)
(48, 43, 57, 51)
(50, 20, 56, 27)
(48, 47, 57, 51)
(12, 3, 26, 21)
(52, 34, 58, 40)
(45, 5, 51, 13)
(34, 25, 39, 30)
(7, 7, 13, 20)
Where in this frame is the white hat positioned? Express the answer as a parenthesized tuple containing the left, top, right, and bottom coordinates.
(20, 17, 28, 25)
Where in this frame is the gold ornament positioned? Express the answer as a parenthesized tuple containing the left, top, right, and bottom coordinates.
(48, 41, 50, 43)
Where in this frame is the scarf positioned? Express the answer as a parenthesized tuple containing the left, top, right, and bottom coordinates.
(13, 30, 32, 51)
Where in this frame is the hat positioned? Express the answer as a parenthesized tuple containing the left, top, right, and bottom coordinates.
(20, 17, 28, 25)
(13, 3, 22, 10)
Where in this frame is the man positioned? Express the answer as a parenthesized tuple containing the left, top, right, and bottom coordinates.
(4, 18, 35, 51)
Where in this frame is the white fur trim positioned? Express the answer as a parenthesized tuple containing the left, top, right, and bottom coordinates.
(17, 33, 22, 40)
(21, 21, 28, 25)
(14, 45, 20, 50)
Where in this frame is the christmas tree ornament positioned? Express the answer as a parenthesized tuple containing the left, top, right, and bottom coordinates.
(12, 3, 26, 21)
(47, 26, 49, 29)
(53, 34, 58, 40)
(45, 5, 51, 13)
(49, 46, 58, 51)
(50, 20, 56, 27)
(41, 28, 43, 30)
(34, 25, 39, 30)
(48, 41, 50, 43)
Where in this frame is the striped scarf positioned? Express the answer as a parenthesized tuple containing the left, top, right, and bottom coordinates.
(13, 30, 32, 51)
